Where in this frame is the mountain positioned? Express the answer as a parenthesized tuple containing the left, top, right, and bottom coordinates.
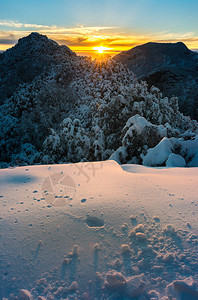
(114, 42, 198, 119)
(0, 33, 197, 168)
(0, 32, 76, 102)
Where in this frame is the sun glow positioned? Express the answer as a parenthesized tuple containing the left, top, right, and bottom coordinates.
(93, 46, 110, 53)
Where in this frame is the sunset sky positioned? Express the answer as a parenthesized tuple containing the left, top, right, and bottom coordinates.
(0, 0, 198, 57)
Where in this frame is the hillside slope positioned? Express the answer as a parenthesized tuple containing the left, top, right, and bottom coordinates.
(0, 34, 198, 168)
(114, 42, 198, 119)
(0, 32, 76, 102)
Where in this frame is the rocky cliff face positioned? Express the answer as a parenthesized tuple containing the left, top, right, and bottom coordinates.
(114, 42, 198, 119)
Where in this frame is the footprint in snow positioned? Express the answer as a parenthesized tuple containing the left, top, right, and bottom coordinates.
(85, 216, 104, 228)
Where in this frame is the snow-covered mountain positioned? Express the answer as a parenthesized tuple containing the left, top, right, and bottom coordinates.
(0, 32, 76, 102)
(0, 34, 198, 168)
(1, 34, 198, 300)
(114, 42, 198, 120)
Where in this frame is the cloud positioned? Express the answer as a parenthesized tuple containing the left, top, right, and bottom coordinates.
(0, 20, 51, 29)
(0, 19, 198, 55)
(54, 36, 88, 46)
(0, 38, 17, 44)
(0, 20, 116, 34)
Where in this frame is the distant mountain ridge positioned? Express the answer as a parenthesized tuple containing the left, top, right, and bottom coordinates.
(114, 42, 198, 76)
(114, 42, 198, 119)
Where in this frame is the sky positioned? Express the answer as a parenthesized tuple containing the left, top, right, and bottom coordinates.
(0, 0, 198, 57)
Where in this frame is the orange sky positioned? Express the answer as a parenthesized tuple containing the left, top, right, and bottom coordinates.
(0, 23, 198, 57)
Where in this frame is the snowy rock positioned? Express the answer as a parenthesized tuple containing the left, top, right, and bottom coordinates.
(19, 289, 33, 300)
(166, 153, 186, 167)
(125, 273, 146, 298)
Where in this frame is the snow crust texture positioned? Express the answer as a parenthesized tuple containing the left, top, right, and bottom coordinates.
(0, 161, 198, 299)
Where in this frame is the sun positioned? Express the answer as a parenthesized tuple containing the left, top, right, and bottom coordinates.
(93, 46, 109, 54)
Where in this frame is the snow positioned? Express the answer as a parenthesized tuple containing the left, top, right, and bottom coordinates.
(166, 277, 198, 299)
(1, 39, 197, 168)
(188, 152, 198, 167)
(143, 137, 173, 166)
(109, 146, 127, 165)
(166, 153, 186, 167)
(19, 289, 33, 300)
(0, 160, 198, 299)
(125, 114, 151, 134)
